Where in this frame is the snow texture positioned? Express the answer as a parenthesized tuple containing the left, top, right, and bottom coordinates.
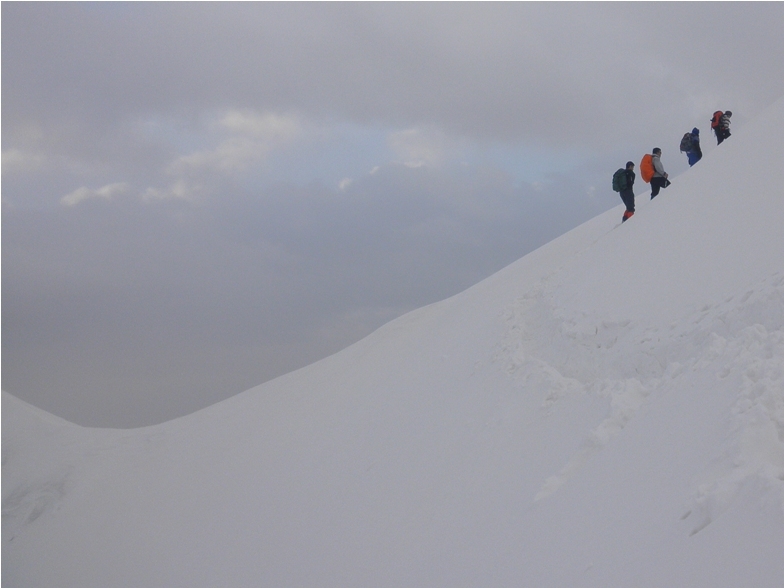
(4, 97, 784, 587)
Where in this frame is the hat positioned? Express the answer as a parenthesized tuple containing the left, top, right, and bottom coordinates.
(692, 127, 700, 135)
(725, 110, 732, 117)
(652, 148, 661, 154)
(626, 161, 635, 168)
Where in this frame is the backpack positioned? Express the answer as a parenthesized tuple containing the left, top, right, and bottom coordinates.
(612, 168, 628, 192)
(679, 132, 693, 152)
(640, 154, 655, 183)
(711, 111, 723, 129)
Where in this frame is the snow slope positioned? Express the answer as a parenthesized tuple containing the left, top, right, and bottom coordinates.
(4, 98, 784, 587)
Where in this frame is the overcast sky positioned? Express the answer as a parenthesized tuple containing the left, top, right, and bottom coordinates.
(3, 3, 784, 427)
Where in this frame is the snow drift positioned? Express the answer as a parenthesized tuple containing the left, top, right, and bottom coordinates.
(4, 98, 784, 587)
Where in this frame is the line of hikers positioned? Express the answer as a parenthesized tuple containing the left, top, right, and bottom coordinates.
(612, 110, 732, 223)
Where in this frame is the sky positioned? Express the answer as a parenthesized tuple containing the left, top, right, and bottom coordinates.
(3, 2, 784, 427)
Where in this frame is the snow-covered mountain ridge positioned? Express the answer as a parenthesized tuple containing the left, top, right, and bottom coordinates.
(4, 98, 784, 587)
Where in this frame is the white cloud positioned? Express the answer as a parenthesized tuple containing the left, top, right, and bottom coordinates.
(388, 128, 450, 168)
(2, 148, 45, 175)
(142, 180, 200, 202)
(171, 136, 260, 174)
(169, 110, 303, 174)
(338, 177, 353, 191)
(60, 182, 129, 206)
(219, 110, 301, 140)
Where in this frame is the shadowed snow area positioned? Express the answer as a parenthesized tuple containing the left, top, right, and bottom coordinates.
(4, 98, 784, 587)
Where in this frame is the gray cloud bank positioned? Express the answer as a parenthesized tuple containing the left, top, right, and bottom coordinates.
(3, 3, 784, 426)
(5, 3, 784, 145)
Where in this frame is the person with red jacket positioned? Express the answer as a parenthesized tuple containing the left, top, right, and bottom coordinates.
(712, 110, 732, 145)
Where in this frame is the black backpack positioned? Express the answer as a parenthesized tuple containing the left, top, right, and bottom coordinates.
(612, 168, 628, 192)
(679, 132, 693, 152)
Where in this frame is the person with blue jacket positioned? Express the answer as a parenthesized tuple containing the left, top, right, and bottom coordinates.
(685, 128, 702, 166)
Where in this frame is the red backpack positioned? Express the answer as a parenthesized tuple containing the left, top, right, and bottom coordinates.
(640, 154, 655, 183)
(711, 111, 723, 129)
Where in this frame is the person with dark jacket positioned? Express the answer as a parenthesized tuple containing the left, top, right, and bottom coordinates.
(619, 161, 636, 222)
(650, 148, 669, 199)
(685, 128, 702, 166)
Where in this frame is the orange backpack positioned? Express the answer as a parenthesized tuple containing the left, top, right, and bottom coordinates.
(640, 154, 655, 183)
(711, 111, 723, 129)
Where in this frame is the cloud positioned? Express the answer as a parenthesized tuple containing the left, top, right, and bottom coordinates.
(2, 148, 45, 175)
(6, 3, 782, 151)
(169, 110, 302, 174)
(60, 182, 130, 206)
(142, 180, 201, 202)
(219, 110, 301, 140)
(388, 128, 450, 168)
